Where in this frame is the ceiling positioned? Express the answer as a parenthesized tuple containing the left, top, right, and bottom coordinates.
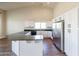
(0, 2, 57, 10)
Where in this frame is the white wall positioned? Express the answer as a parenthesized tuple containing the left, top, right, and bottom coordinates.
(0, 10, 6, 38)
(53, 2, 79, 18)
(0, 14, 2, 35)
(7, 7, 53, 35)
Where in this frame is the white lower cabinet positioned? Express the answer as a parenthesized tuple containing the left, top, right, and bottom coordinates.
(65, 29, 78, 56)
(37, 31, 52, 38)
(19, 41, 43, 56)
(12, 40, 43, 56)
(37, 31, 41, 35)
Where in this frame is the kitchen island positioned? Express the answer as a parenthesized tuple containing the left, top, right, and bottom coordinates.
(8, 32, 43, 56)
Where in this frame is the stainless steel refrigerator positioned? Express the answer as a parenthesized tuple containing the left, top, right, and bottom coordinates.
(52, 21, 64, 52)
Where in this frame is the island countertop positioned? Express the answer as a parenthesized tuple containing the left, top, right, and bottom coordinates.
(8, 31, 43, 41)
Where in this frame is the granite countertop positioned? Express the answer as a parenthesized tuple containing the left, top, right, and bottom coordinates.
(8, 31, 43, 41)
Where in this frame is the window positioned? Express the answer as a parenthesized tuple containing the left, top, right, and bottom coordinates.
(41, 23, 46, 29)
(35, 22, 40, 29)
(0, 14, 2, 35)
(35, 22, 46, 29)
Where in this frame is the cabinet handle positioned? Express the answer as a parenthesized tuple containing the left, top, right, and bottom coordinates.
(68, 24, 71, 28)
(67, 29, 71, 33)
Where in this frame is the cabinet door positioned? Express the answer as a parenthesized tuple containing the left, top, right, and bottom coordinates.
(12, 41, 19, 56)
(64, 12, 70, 30)
(64, 11, 71, 56)
(37, 31, 41, 35)
(40, 31, 46, 37)
(64, 8, 78, 56)
(69, 8, 78, 56)
(19, 41, 43, 56)
(64, 29, 70, 55)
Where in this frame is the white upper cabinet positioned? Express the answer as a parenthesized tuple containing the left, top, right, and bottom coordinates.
(53, 14, 64, 22)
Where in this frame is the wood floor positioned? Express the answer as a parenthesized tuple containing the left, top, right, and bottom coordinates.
(43, 38, 65, 56)
(0, 38, 11, 56)
(0, 38, 65, 56)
